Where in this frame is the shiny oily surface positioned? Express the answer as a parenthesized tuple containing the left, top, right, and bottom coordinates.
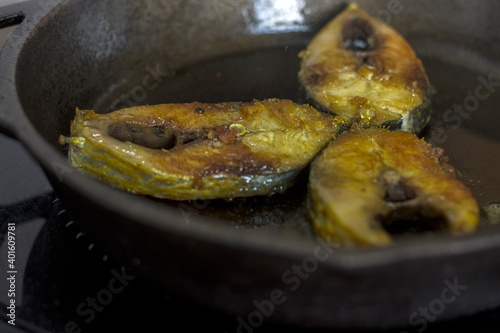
(62, 99, 345, 200)
(308, 127, 479, 246)
(298, 3, 431, 133)
(5, 1, 500, 329)
(84, 47, 500, 240)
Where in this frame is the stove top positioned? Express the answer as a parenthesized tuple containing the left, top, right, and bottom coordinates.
(1, 10, 500, 333)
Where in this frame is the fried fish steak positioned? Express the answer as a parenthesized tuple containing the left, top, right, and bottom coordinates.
(298, 3, 431, 133)
(308, 128, 479, 246)
(60, 99, 347, 200)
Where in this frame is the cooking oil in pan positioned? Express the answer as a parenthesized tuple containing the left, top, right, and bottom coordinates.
(96, 47, 500, 236)
(97, 46, 305, 113)
(420, 57, 500, 228)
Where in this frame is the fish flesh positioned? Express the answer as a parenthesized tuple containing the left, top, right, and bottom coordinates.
(308, 127, 479, 246)
(60, 99, 347, 200)
(298, 3, 431, 133)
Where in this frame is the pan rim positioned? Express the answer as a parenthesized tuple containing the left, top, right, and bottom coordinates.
(1, 0, 500, 271)
(34, 138, 500, 270)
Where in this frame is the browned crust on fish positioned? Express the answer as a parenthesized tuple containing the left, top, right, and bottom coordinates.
(308, 127, 479, 246)
(299, 3, 431, 132)
(62, 99, 346, 200)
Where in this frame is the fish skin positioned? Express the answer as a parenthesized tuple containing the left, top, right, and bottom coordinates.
(298, 2, 431, 133)
(308, 127, 479, 246)
(61, 99, 347, 200)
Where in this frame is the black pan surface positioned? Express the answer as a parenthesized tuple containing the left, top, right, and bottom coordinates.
(1, 0, 500, 329)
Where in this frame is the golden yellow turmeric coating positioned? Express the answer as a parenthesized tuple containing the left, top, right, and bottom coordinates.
(299, 3, 431, 132)
(308, 128, 479, 246)
(60, 99, 347, 200)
